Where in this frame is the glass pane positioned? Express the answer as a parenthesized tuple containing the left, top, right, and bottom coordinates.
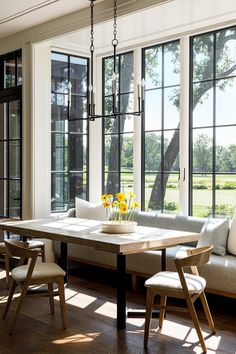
(164, 87, 180, 129)
(164, 130, 179, 172)
(192, 129, 213, 173)
(216, 78, 236, 125)
(192, 82, 213, 127)
(215, 174, 236, 218)
(164, 41, 180, 86)
(69, 172, 87, 203)
(51, 119, 67, 133)
(192, 174, 213, 217)
(51, 133, 67, 172)
(120, 52, 134, 93)
(51, 93, 68, 121)
(145, 173, 162, 211)
(69, 119, 87, 134)
(120, 93, 134, 114)
(0, 142, 8, 178)
(145, 89, 161, 131)
(104, 172, 119, 194)
(121, 133, 133, 171)
(70, 56, 88, 95)
(104, 57, 114, 96)
(104, 117, 118, 134)
(104, 96, 113, 116)
(120, 115, 133, 133)
(51, 53, 68, 93)
(164, 173, 179, 214)
(51, 173, 68, 211)
(192, 33, 214, 82)
(9, 141, 20, 178)
(145, 47, 162, 89)
(216, 126, 236, 173)
(9, 100, 20, 139)
(120, 173, 134, 195)
(70, 134, 87, 172)
(69, 96, 87, 120)
(0, 180, 8, 216)
(0, 103, 7, 140)
(4, 57, 15, 88)
(216, 28, 236, 78)
(104, 135, 119, 172)
(9, 180, 21, 218)
(17, 55, 22, 86)
(145, 132, 161, 172)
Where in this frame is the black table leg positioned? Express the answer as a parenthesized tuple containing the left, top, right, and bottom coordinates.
(59, 241, 68, 284)
(161, 248, 166, 271)
(117, 254, 126, 329)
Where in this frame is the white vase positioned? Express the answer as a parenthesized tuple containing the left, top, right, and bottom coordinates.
(101, 221, 137, 234)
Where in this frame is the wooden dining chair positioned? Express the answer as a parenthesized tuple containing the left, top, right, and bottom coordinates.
(2, 239, 67, 334)
(0, 242, 10, 288)
(144, 245, 215, 353)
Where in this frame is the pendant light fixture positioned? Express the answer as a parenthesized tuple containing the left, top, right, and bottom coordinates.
(68, 0, 145, 121)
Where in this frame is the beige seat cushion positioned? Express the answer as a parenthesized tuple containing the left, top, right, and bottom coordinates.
(145, 271, 206, 294)
(27, 240, 44, 248)
(12, 262, 65, 282)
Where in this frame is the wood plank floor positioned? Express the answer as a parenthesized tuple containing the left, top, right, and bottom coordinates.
(0, 266, 235, 354)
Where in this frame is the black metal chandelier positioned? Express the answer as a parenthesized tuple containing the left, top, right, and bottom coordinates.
(68, 0, 145, 121)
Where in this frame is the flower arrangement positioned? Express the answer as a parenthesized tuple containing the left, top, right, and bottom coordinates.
(102, 192, 140, 224)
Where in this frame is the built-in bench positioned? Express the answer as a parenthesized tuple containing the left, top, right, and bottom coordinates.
(54, 209, 236, 299)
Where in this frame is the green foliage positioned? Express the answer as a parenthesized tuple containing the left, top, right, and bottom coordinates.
(210, 204, 235, 217)
(164, 201, 177, 211)
(193, 184, 208, 189)
(222, 182, 236, 190)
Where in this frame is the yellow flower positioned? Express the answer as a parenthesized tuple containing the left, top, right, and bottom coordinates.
(120, 204, 128, 214)
(101, 194, 108, 202)
(120, 201, 127, 206)
(116, 193, 125, 201)
(113, 201, 119, 207)
(128, 192, 136, 198)
(103, 201, 111, 208)
(130, 202, 135, 209)
(108, 194, 113, 199)
(134, 201, 140, 208)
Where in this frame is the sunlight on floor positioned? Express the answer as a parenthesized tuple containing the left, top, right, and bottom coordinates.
(66, 290, 97, 309)
(52, 332, 100, 344)
(95, 301, 116, 318)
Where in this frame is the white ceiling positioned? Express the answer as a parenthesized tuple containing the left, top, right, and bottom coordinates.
(0, 0, 101, 38)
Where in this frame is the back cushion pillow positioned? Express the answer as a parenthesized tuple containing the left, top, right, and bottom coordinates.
(228, 214, 236, 256)
(197, 218, 229, 256)
(75, 197, 106, 221)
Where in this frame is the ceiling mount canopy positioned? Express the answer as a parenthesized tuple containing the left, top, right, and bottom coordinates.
(68, 0, 145, 121)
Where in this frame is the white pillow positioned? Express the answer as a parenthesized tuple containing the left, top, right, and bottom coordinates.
(197, 218, 229, 256)
(75, 197, 106, 221)
(228, 214, 236, 256)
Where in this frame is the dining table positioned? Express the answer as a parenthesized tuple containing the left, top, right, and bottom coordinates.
(0, 217, 200, 329)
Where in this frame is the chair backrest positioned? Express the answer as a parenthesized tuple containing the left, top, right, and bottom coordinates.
(4, 239, 39, 269)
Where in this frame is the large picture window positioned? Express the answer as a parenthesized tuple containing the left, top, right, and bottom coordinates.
(142, 41, 180, 212)
(0, 50, 22, 218)
(51, 52, 89, 212)
(103, 51, 134, 194)
(190, 27, 236, 218)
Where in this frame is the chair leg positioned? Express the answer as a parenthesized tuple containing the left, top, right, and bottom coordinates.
(2, 281, 17, 319)
(144, 289, 154, 347)
(5, 253, 10, 289)
(159, 295, 167, 330)
(57, 278, 67, 329)
(9, 283, 29, 334)
(185, 296, 207, 353)
(41, 245, 46, 262)
(200, 292, 215, 334)
(48, 283, 54, 314)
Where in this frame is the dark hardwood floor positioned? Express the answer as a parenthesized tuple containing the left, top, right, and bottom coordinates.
(0, 265, 235, 354)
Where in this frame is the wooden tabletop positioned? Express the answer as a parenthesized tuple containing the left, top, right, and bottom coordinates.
(0, 217, 200, 255)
